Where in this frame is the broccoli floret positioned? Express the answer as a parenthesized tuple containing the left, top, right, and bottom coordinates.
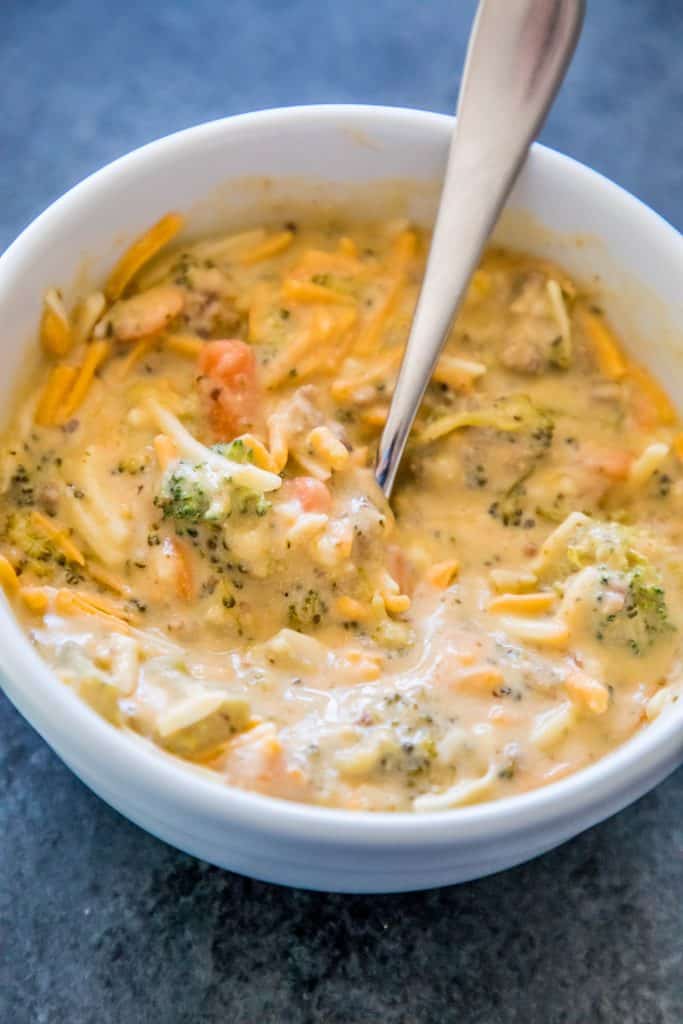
(156, 430, 280, 528)
(213, 444, 272, 514)
(156, 452, 273, 525)
(157, 465, 210, 521)
(115, 455, 148, 476)
(235, 489, 271, 517)
(535, 513, 635, 583)
(623, 568, 675, 654)
(488, 467, 537, 528)
(595, 566, 675, 655)
(8, 464, 35, 507)
(212, 440, 253, 464)
(2, 511, 57, 575)
(288, 589, 328, 630)
(421, 394, 553, 442)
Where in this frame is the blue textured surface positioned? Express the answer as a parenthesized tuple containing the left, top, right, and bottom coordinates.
(1, 2, 682, 1021)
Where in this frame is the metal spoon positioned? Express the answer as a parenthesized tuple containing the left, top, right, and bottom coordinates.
(375, 0, 585, 496)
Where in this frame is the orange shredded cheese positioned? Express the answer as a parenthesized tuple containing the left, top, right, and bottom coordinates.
(57, 341, 111, 422)
(105, 212, 184, 301)
(40, 290, 72, 356)
(30, 510, 85, 566)
(580, 309, 627, 380)
(35, 364, 78, 427)
(240, 231, 294, 265)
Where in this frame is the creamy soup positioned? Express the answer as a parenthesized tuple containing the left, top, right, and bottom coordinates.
(1, 214, 682, 811)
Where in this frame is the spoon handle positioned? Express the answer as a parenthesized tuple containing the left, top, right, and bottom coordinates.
(375, 0, 584, 495)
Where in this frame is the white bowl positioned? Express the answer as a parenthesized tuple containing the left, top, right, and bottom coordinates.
(2, 105, 683, 893)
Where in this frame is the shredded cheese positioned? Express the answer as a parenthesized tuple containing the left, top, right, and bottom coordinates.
(105, 212, 184, 301)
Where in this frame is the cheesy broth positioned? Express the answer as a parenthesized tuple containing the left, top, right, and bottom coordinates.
(1, 214, 682, 811)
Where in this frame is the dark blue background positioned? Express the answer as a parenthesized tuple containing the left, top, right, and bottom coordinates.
(2, 2, 682, 1022)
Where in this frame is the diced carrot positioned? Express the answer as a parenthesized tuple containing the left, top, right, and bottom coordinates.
(282, 476, 332, 513)
(581, 443, 632, 480)
(197, 339, 263, 440)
